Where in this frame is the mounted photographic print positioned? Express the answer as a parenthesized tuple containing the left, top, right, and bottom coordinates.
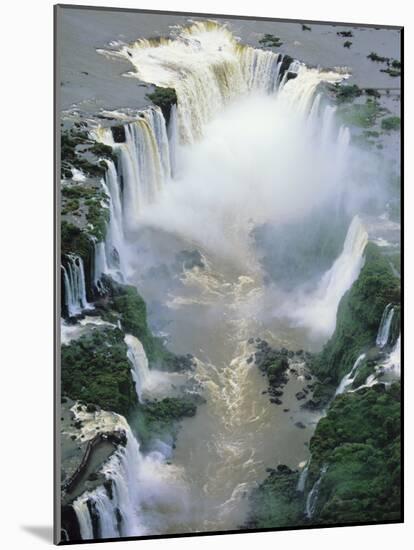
(55, 4, 403, 544)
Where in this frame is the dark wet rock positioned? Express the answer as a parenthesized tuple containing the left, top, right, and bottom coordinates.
(270, 397, 282, 405)
(248, 338, 255, 345)
(247, 355, 254, 364)
(277, 464, 292, 474)
(111, 125, 126, 143)
(295, 421, 306, 429)
(304, 373, 312, 380)
(287, 350, 294, 358)
(302, 24, 312, 31)
(302, 398, 322, 411)
(295, 391, 306, 401)
(285, 71, 298, 83)
(283, 408, 290, 412)
(262, 390, 267, 395)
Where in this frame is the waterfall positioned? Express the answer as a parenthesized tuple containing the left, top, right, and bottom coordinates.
(72, 421, 146, 540)
(124, 334, 151, 402)
(376, 304, 395, 348)
(95, 162, 129, 284)
(168, 104, 179, 177)
(335, 353, 366, 396)
(297, 458, 310, 492)
(305, 465, 327, 519)
(72, 411, 189, 540)
(102, 22, 316, 143)
(90, 107, 170, 273)
(238, 49, 284, 93)
(289, 216, 368, 338)
(106, 113, 168, 237)
(102, 21, 346, 143)
(72, 495, 95, 539)
(124, 334, 185, 402)
(382, 335, 401, 376)
(62, 255, 92, 317)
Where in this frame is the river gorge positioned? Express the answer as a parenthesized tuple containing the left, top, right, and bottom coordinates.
(57, 9, 401, 543)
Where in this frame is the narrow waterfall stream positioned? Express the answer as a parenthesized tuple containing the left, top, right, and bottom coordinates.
(62, 20, 400, 539)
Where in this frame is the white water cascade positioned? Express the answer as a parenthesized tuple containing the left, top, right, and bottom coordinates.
(381, 335, 401, 377)
(62, 255, 92, 317)
(72, 413, 188, 540)
(99, 22, 335, 143)
(65, 20, 391, 539)
(94, 160, 129, 286)
(124, 334, 186, 403)
(297, 458, 310, 492)
(335, 353, 366, 396)
(376, 304, 395, 348)
(124, 334, 151, 402)
(288, 216, 368, 339)
(92, 107, 170, 240)
(305, 465, 328, 519)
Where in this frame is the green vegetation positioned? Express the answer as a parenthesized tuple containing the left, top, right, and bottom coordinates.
(61, 127, 116, 180)
(343, 41, 352, 48)
(381, 116, 401, 131)
(260, 355, 289, 389)
(365, 88, 381, 99)
(61, 184, 110, 241)
(367, 52, 390, 63)
(88, 142, 116, 162)
(381, 68, 401, 77)
(338, 98, 385, 128)
(246, 466, 303, 528)
(61, 329, 137, 416)
(99, 279, 160, 361)
(130, 396, 199, 449)
(334, 84, 362, 103)
(146, 86, 177, 122)
(98, 277, 194, 371)
(61, 221, 93, 261)
(307, 383, 401, 524)
(313, 243, 400, 385)
(258, 34, 283, 47)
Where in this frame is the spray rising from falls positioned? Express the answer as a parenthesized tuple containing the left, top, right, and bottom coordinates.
(69, 21, 385, 537)
(62, 255, 92, 317)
